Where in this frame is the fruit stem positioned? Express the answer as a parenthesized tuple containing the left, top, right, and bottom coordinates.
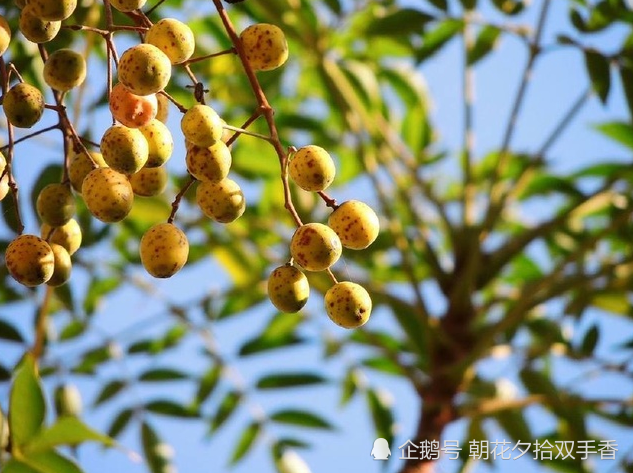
(317, 191, 338, 210)
(31, 286, 54, 361)
(168, 176, 196, 223)
(182, 48, 237, 66)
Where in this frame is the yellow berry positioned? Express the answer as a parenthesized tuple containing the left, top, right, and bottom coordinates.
(100, 124, 149, 175)
(3, 82, 45, 128)
(19, 5, 61, 43)
(267, 265, 309, 313)
(156, 93, 169, 123)
(118, 44, 171, 96)
(109, 83, 158, 128)
(289, 145, 335, 192)
(0, 151, 9, 202)
(186, 141, 231, 182)
(47, 243, 71, 287)
(5, 234, 54, 286)
(290, 223, 342, 272)
(130, 166, 168, 197)
(110, 0, 146, 12)
(324, 282, 372, 329)
(68, 149, 107, 193)
(140, 223, 189, 278)
(145, 18, 195, 65)
(0, 16, 11, 56)
(195, 178, 245, 223)
(41, 218, 82, 255)
(328, 200, 379, 250)
(240, 23, 289, 72)
(81, 168, 134, 223)
(36, 183, 75, 226)
(29, 0, 77, 21)
(180, 104, 223, 148)
(139, 119, 173, 167)
(43, 48, 86, 92)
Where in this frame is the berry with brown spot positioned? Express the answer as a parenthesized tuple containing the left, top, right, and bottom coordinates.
(100, 124, 149, 175)
(0, 16, 11, 56)
(41, 218, 82, 255)
(19, 5, 61, 43)
(328, 200, 379, 250)
(324, 281, 372, 329)
(118, 44, 171, 96)
(110, 0, 146, 12)
(139, 119, 173, 167)
(196, 178, 245, 223)
(29, 0, 77, 21)
(5, 234, 55, 286)
(289, 145, 335, 192)
(289, 223, 342, 272)
(139, 223, 189, 278)
(267, 264, 310, 313)
(145, 18, 195, 65)
(130, 166, 168, 197)
(240, 23, 288, 72)
(81, 168, 134, 223)
(44, 48, 86, 92)
(36, 183, 76, 227)
(68, 149, 107, 193)
(109, 83, 158, 128)
(181, 104, 223, 148)
(186, 141, 231, 182)
(3, 82, 45, 128)
(47, 242, 71, 287)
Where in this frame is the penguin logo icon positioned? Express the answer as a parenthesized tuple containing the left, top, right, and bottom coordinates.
(371, 438, 391, 460)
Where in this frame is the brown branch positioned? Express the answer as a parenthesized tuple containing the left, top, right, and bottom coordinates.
(168, 176, 195, 224)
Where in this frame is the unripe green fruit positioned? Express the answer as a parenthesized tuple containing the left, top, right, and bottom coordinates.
(290, 223, 342, 272)
(139, 119, 173, 167)
(5, 234, 55, 286)
(19, 5, 61, 43)
(328, 200, 379, 250)
(240, 23, 289, 72)
(118, 44, 171, 96)
(196, 178, 245, 223)
(100, 124, 149, 175)
(267, 265, 310, 313)
(54, 383, 82, 417)
(186, 141, 231, 182)
(156, 93, 169, 123)
(29, 0, 77, 21)
(3, 82, 45, 128)
(0, 151, 9, 202)
(109, 83, 157, 128)
(68, 150, 107, 193)
(146, 18, 195, 65)
(0, 16, 11, 56)
(140, 223, 189, 278)
(82, 168, 134, 223)
(47, 243, 71, 287)
(130, 166, 168, 197)
(181, 105, 223, 148)
(36, 183, 76, 227)
(289, 145, 336, 192)
(44, 48, 86, 92)
(41, 218, 82, 255)
(110, 0, 146, 12)
(324, 281, 372, 329)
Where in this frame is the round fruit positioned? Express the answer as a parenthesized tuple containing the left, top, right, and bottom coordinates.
(109, 83, 157, 128)
(0, 16, 11, 56)
(290, 223, 342, 272)
(325, 281, 372, 329)
(19, 5, 61, 43)
(43, 48, 86, 92)
(41, 218, 82, 255)
(100, 124, 149, 175)
(240, 23, 289, 72)
(139, 223, 189, 278)
(54, 383, 82, 417)
(130, 166, 168, 197)
(5, 234, 54, 286)
(36, 183, 76, 227)
(47, 243, 71, 287)
(118, 44, 171, 96)
(145, 18, 195, 65)
(110, 0, 146, 12)
(3, 82, 45, 128)
(289, 145, 335, 192)
(180, 104, 223, 148)
(81, 168, 134, 223)
(267, 265, 310, 313)
(156, 93, 169, 123)
(139, 119, 173, 167)
(328, 200, 379, 250)
(29, 0, 77, 21)
(0, 151, 9, 202)
(186, 141, 231, 182)
(196, 178, 245, 223)
(68, 149, 107, 193)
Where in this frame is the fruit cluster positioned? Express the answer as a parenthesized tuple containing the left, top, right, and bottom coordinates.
(0, 2, 379, 329)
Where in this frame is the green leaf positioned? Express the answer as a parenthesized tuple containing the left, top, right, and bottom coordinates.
(362, 357, 406, 376)
(0, 460, 40, 473)
(239, 312, 305, 357)
(519, 368, 559, 400)
(0, 318, 24, 343)
(591, 290, 629, 314)
(584, 49, 611, 103)
(580, 324, 599, 355)
(107, 408, 134, 439)
(365, 9, 432, 36)
(427, 0, 448, 11)
(58, 320, 85, 341)
(366, 389, 394, 446)
(460, 0, 477, 10)
(72, 346, 111, 374)
(83, 277, 121, 315)
(194, 365, 222, 407)
(593, 121, 633, 150)
(467, 25, 501, 65)
(491, 0, 525, 15)
(146, 400, 198, 419)
(269, 409, 334, 430)
(10, 354, 46, 448)
(24, 417, 114, 453)
(340, 368, 360, 406)
(0, 364, 10, 382)
(210, 391, 241, 433)
(141, 422, 172, 473)
(138, 368, 189, 382)
(229, 422, 261, 465)
(416, 19, 463, 62)
(495, 409, 532, 442)
(93, 380, 127, 407)
(619, 63, 633, 121)
(255, 372, 327, 390)
(21, 451, 84, 473)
